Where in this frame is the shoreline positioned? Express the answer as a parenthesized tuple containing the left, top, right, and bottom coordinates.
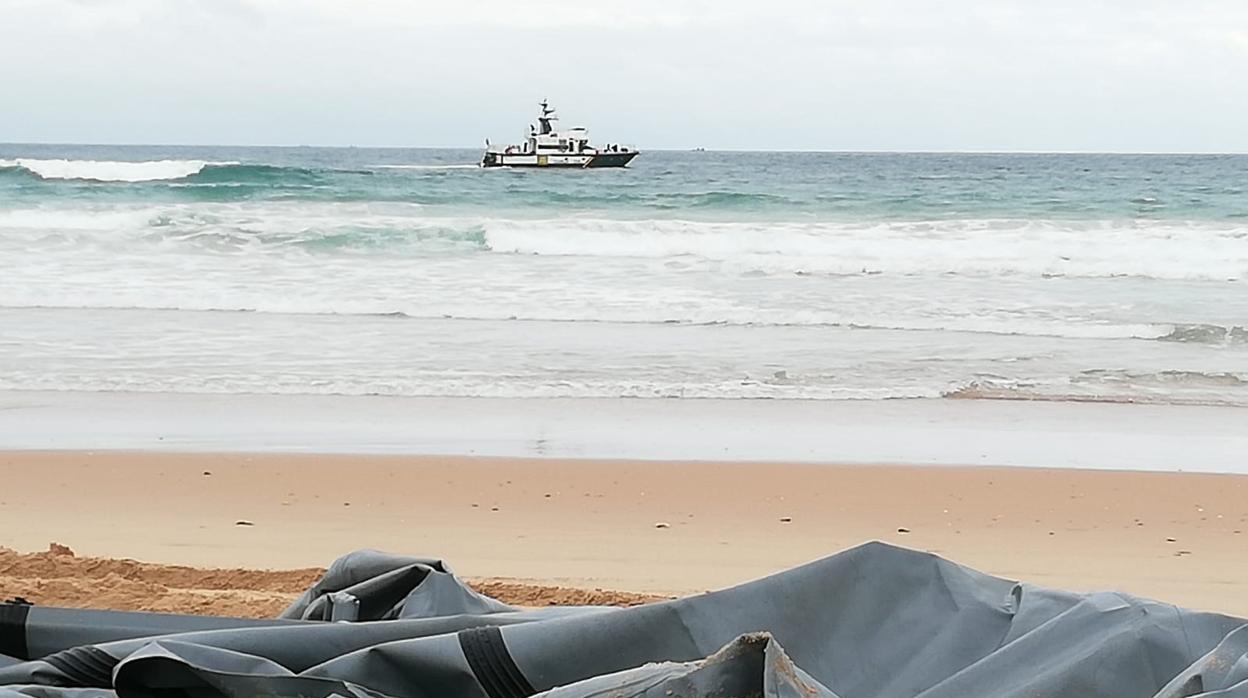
(2, 390, 1246, 472)
(2, 450, 1246, 617)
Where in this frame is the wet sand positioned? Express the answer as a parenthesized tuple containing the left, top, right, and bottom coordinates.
(4, 391, 1247, 472)
(2, 451, 1246, 617)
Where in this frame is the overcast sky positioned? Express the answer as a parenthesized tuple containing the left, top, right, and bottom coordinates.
(3, 0, 1248, 151)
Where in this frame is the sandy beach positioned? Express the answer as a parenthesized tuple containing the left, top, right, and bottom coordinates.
(2, 450, 1246, 618)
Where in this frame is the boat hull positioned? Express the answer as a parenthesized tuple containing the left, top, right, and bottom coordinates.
(480, 151, 637, 168)
(583, 152, 638, 168)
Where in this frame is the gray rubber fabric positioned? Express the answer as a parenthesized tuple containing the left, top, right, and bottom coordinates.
(8, 607, 301, 661)
(279, 551, 515, 621)
(1, 542, 1246, 698)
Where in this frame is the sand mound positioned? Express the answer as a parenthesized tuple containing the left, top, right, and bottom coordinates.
(0, 545, 664, 618)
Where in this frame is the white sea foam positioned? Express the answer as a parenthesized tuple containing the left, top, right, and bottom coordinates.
(2, 203, 1246, 284)
(4, 150, 1247, 411)
(1, 201, 1245, 411)
(2, 304, 1246, 406)
(375, 164, 482, 170)
(481, 217, 1248, 281)
(0, 206, 163, 231)
(2, 203, 1245, 281)
(0, 298, 1180, 340)
(7, 159, 236, 182)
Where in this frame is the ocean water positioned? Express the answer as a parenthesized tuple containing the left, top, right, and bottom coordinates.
(2, 144, 1246, 406)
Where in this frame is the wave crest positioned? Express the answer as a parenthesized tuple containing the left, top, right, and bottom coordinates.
(0, 203, 1245, 281)
(482, 218, 1248, 281)
(1, 158, 236, 182)
(944, 369, 1248, 406)
(1157, 323, 1248, 345)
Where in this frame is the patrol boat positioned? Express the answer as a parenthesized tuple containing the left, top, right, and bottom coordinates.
(481, 101, 638, 168)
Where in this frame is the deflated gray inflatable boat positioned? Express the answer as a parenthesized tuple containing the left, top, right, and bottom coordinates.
(1, 542, 1245, 697)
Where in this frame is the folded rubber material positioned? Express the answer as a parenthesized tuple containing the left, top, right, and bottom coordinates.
(1, 543, 1245, 698)
(2, 606, 299, 662)
(281, 552, 512, 621)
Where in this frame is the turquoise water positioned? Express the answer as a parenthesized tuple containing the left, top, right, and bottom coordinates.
(2, 145, 1246, 404)
(4, 145, 1248, 220)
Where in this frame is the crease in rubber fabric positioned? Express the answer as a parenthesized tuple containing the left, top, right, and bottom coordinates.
(42, 647, 119, 688)
(459, 626, 536, 698)
(0, 603, 29, 662)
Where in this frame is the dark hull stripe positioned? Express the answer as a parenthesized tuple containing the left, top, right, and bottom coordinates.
(459, 626, 535, 698)
(585, 152, 638, 168)
(0, 601, 30, 660)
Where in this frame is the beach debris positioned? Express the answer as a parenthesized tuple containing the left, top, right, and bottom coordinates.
(48, 542, 75, 557)
(1165, 537, 1177, 543)
(1174, 550, 1192, 557)
(544, 493, 552, 498)
(343, 502, 350, 507)
(1048, 531, 1055, 536)
(897, 527, 911, 534)
(471, 503, 479, 508)
(654, 522, 670, 529)
(235, 520, 254, 527)
(491, 506, 500, 512)
(202, 471, 212, 476)
(780, 517, 793, 523)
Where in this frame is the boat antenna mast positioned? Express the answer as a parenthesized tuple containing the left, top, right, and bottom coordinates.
(537, 99, 558, 135)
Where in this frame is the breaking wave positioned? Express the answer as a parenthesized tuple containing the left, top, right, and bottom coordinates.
(1, 203, 1246, 281)
(0, 158, 465, 185)
(0, 159, 240, 182)
(1157, 324, 1248, 345)
(944, 369, 1248, 406)
(484, 218, 1248, 281)
(375, 164, 483, 170)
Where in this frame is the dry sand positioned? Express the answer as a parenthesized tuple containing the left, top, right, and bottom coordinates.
(2, 451, 1246, 618)
(0, 545, 663, 617)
